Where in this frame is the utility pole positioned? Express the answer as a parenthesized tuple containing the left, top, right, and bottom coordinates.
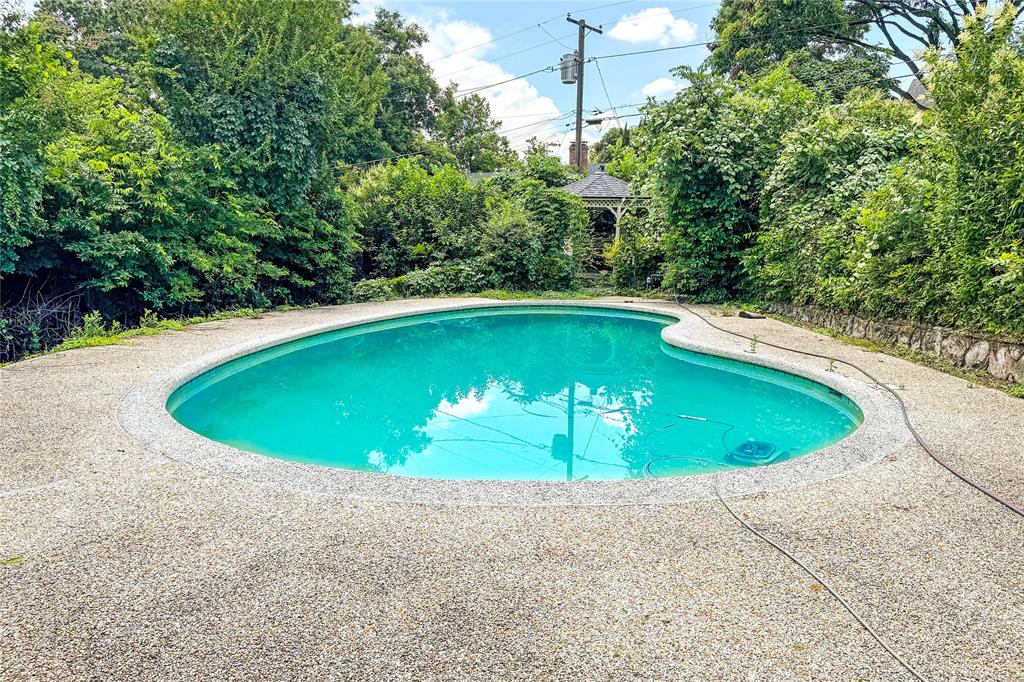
(566, 16, 602, 171)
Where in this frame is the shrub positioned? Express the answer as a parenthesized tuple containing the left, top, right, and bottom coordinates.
(352, 161, 491, 279)
(517, 180, 593, 277)
(392, 265, 465, 297)
(745, 90, 924, 304)
(608, 211, 664, 290)
(479, 201, 544, 290)
(352, 278, 396, 302)
(535, 256, 577, 290)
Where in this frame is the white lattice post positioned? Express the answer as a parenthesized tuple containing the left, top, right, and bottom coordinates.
(611, 199, 627, 242)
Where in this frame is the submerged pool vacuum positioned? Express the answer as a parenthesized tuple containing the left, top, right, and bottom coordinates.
(726, 440, 786, 466)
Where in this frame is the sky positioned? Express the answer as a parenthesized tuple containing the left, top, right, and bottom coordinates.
(353, 0, 726, 158)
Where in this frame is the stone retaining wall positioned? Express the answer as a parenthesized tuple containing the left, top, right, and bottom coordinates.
(767, 303, 1024, 384)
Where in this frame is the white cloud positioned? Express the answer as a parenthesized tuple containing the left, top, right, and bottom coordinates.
(350, 0, 383, 25)
(436, 390, 490, 419)
(416, 16, 569, 155)
(607, 7, 697, 47)
(641, 77, 682, 98)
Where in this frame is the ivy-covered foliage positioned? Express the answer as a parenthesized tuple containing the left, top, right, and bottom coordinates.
(650, 68, 820, 300)
(745, 91, 926, 305)
(750, 6, 1024, 335)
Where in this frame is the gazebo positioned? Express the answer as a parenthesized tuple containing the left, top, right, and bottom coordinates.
(561, 169, 637, 241)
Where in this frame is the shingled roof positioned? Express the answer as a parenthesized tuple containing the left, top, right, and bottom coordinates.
(562, 171, 631, 199)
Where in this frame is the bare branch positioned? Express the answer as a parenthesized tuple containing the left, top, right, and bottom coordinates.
(881, 18, 933, 49)
(886, 80, 928, 110)
(936, 0, 962, 36)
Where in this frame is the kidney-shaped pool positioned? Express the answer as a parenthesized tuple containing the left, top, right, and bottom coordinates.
(167, 306, 863, 481)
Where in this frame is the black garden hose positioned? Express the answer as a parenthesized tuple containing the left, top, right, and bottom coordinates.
(670, 298, 1024, 520)
(644, 450, 929, 681)
(641, 296, 1024, 682)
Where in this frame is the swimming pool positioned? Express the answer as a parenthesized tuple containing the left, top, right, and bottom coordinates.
(168, 306, 862, 481)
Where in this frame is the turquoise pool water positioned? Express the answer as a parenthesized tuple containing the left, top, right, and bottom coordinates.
(168, 306, 862, 481)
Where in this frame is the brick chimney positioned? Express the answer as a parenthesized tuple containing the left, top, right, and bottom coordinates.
(568, 141, 589, 168)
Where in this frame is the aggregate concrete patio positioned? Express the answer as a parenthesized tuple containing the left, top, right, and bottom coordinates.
(2, 298, 1023, 681)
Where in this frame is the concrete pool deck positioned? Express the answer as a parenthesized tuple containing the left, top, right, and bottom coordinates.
(2, 297, 1023, 680)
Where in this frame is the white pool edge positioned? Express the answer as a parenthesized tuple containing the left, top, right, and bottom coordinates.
(117, 299, 911, 506)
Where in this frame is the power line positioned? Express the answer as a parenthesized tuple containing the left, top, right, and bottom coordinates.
(497, 111, 575, 137)
(426, 0, 638, 65)
(538, 24, 574, 51)
(434, 32, 575, 80)
(443, 14, 906, 110)
(429, 2, 731, 109)
(426, 26, 538, 65)
(543, 0, 639, 26)
(346, 67, 916, 170)
(577, 69, 918, 130)
(453, 64, 559, 97)
(593, 58, 619, 123)
(341, 149, 429, 169)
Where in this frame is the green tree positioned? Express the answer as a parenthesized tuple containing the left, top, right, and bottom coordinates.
(780, 48, 890, 102)
(519, 137, 581, 188)
(367, 8, 440, 156)
(652, 68, 820, 299)
(432, 91, 517, 172)
(708, 0, 858, 77)
(0, 16, 70, 275)
(590, 126, 629, 165)
(141, 0, 376, 300)
(707, 0, 1023, 106)
(34, 0, 155, 79)
(517, 179, 592, 283)
(743, 4, 1024, 336)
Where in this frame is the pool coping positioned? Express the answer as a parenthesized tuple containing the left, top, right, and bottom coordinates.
(117, 300, 910, 506)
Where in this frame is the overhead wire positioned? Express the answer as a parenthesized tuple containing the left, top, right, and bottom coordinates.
(349, 13, 923, 168)
(425, 0, 638, 65)
(433, 32, 576, 80)
(593, 58, 620, 123)
(538, 23, 574, 51)
(447, 14, 910, 102)
(496, 111, 575, 137)
(453, 64, 559, 96)
(346, 64, 913, 169)
(436, 0, 727, 95)
(588, 12, 906, 63)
